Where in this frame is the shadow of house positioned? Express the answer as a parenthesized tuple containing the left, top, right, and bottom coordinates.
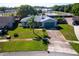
(0, 16, 15, 35)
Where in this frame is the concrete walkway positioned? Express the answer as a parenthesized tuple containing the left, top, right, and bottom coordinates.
(67, 40, 79, 44)
(65, 17, 73, 26)
(0, 39, 32, 42)
(74, 26, 79, 41)
(0, 40, 9, 42)
(47, 30, 77, 55)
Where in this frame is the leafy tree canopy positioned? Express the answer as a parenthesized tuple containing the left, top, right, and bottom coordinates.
(72, 3, 79, 16)
(17, 5, 37, 18)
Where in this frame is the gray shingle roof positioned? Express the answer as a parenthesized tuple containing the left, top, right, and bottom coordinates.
(34, 15, 56, 22)
(20, 16, 32, 22)
(0, 16, 14, 28)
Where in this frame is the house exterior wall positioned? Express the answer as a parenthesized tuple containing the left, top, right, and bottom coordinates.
(41, 19, 57, 28)
(21, 22, 29, 27)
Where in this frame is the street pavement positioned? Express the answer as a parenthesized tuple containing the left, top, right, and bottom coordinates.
(0, 51, 78, 56)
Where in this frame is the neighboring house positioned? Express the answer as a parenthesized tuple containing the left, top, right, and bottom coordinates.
(5, 9, 17, 14)
(20, 16, 57, 29)
(46, 13, 73, 18)
(0, 9, 17, 16)
(0, 16, 15, 34)
(73, 16, 79, 25)
(35, 7, 52, 13)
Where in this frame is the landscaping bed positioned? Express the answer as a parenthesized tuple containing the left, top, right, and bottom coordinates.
(0, 40, 47, 52)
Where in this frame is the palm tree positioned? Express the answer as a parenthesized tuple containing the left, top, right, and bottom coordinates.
(28, 16, 42, 39)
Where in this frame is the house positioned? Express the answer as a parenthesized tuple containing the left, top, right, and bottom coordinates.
(34, 16, 57, 29)
(73, 16, 79, 25)
(46, 13, 73, 18)
(0, 16, 15, 34)
(20, 16, 57, 29)
(35, 7, 52, 13)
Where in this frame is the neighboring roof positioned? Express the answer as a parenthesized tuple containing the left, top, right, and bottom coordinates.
(0, 16, 14, 28)
(34, 15, 56, 22)
(20, 16, 32, 22)
(46, 13, 73, 17)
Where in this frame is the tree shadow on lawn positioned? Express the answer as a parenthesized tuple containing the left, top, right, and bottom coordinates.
(56, 26, 63, 30)
(45, 26, 63, 30)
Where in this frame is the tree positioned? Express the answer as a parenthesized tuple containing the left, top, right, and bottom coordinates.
(52, 5, 61, 11)
(64, 4, 72, 13)
(0, 7, 6, 13)
(17, 5, 37, 19)
(37, 9, 42, 13)
(28, 16, 42, 39)
(72, 3, 79, 16)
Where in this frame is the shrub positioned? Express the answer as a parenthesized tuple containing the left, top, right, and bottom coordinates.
(33, 36, 42, 41)
(56, 17, 64, 21)
(14, 33, 19, 37)
(56, 17, 67, 24)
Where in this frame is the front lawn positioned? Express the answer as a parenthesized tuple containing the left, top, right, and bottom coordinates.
(70, 43, 79, 53)
(8, 27, 47, 39)
(0, 40, 47, 52)
(59, 24, 78, 41)
(59, 24, 79, 53)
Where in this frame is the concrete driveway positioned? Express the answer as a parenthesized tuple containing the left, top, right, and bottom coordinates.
(65, 17, 73, 26)
(47, 30, 77, 55)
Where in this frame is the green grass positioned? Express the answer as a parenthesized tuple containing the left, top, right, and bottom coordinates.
(70, 43, 79, 53)
(59, 24, 79, 53)
(59, 24, 78, 41)
(8, 27, 47, 39)
(0, 40, 47, 52)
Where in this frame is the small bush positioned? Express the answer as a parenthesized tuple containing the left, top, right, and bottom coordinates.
(56, 17, 64, 21)
(14, 33, 19, 37)
(42, 29, 46, 32)
(42, 38, 50, 45)
(33, 36, 42, 41)
(6, 35, 11, 39)
(56, 17, 67, 24)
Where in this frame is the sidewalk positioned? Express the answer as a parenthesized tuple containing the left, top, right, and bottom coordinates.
(74, 26, 79, 41)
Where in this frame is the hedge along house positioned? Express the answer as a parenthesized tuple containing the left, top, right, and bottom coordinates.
(34, 16, 57, 29)
(20, 16, 57, 29)
(0, 16, 15, 34)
